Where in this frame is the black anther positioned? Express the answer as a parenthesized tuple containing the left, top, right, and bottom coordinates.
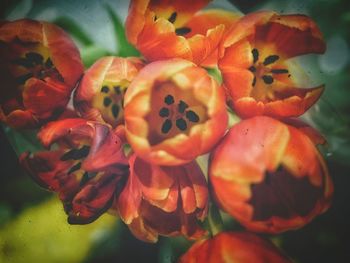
(252, 49, 259, 63)
(161, 119, 172, 134)
(104, 97, 112, 107)
(159, 107, 170, 117)
(186, 110, 199, 123)
(262, 75, 274, 84)
(176, 118, 187, 131)
(164, 95, 174, 105)
(101, 86, 109, 93)
(263, 55, 279, 65)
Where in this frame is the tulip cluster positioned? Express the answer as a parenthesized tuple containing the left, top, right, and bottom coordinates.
(1, 0, 333, 262)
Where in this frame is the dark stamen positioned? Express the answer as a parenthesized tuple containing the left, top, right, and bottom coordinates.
(186, 110, 199, 123)
(271, 69, 289, 74)
(164, 95, 174, 105)
(114, 86, 121, 95)
(12, 57, 32, 68)
(101, 86, 109, 93)
(252, 49, 259, 63)
(77, 145, 90, 159)
(80, 172, 89, 186)
(252, 76, 256, 87)
(67, 162, 81, 174)
(178, 100, 188, 113)
(45, 58, 53, 68)
(161, 119, 172, 134)
(159, 107, 170, 117)
(175, 27, 191, 36)
(262, 75, 274, 84)
(26, 52, 44, 65)
(112, 104, 119, 118)
(168, 12, 177, 23)
(16, 72, 33, 84)
(263, 55, 279, 65)
(60, 149, 76, 161)
(104, 97, 112, 107)
(60, 146, 90, 161)
(176, 118, 187, 131)
(248, 66, 256, 72)
(80, 171, 98, 186)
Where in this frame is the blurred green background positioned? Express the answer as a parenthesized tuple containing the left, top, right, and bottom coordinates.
(0, 0, 350, 262)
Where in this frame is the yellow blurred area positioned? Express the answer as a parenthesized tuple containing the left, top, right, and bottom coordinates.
(0, 198, 117, 263)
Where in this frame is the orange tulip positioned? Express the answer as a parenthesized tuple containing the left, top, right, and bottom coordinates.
(117, 154, 208, 242)
(179, 232, 292, 263)
(0, 19, 83, 128)
(124, 59, 228, 165)
(20, 119, 128, 224)
(218, 11, 326, 118)
(209, 116, 333, 233)
(125, 0, 240, 65)
(74, 56, 144, 127)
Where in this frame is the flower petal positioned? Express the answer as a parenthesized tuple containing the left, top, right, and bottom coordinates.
(255, 14, 326, 58)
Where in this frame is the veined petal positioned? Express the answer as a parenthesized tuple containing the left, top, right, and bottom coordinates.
(42, 21, 83, 87)
(22, 78, 70, 120)
(38, 118, 94, 148)
(22, 119, 129, 224)
(68, 172, 121, 224)
(0, 19, 83, 128)
(219, 11, 326, 119)
(179, 232, 292, 263)
(75, 56, 144, 127)
(126, 0, 231, 64)
(256, 14, 326, 58)
(210, 116, 332, 233)
(118, 155, 208, 242)
(124, 59, 227, 165)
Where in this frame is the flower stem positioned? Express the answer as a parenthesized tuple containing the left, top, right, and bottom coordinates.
(207, 203, 224, 236)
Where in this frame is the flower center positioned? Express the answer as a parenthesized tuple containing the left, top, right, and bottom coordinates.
(11, 48, 64, 85)
(249, 48, 289, 86)
(248, 48, 291, 101)
(248, 166, 322, 220)
(59, 144, 99, 185)
(92, 81, 129, 126)
(146, 81, 207, 145)
(159, 94, 200, 134)
(154, 11, 191, 36)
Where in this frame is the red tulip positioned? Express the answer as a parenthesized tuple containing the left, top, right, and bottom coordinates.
(125, 0, 239, 65)
(209, 116, 333, 233)
(179, 231, 292, 263)
(74, 56, 144, 127)
(117, 154, 208, 242)
(218, 11, 326, 118)
(124, 59, 228, 165)
(0, 19, 83, 128)
(20, 118, 128, 224)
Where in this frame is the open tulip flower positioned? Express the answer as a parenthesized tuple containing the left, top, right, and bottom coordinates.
(209, 116, 333, 233)
(20, 118, 129, 224)
(0, 19, 83, 128)
(117, 154, 208, 242)
(74, 56, 144, 127)
(125, 0, 240, 65)
(2, 2, 337, 262)
(218, 11, 326, 118)
(179, 232, 292, 263)
(124, 59, 228, 165)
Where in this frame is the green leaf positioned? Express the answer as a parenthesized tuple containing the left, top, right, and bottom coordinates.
(2, 124, 42, 155)
(206, 67, 223, 84)
(104, 4, 140, 57)
(53, 16, 94, 47)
